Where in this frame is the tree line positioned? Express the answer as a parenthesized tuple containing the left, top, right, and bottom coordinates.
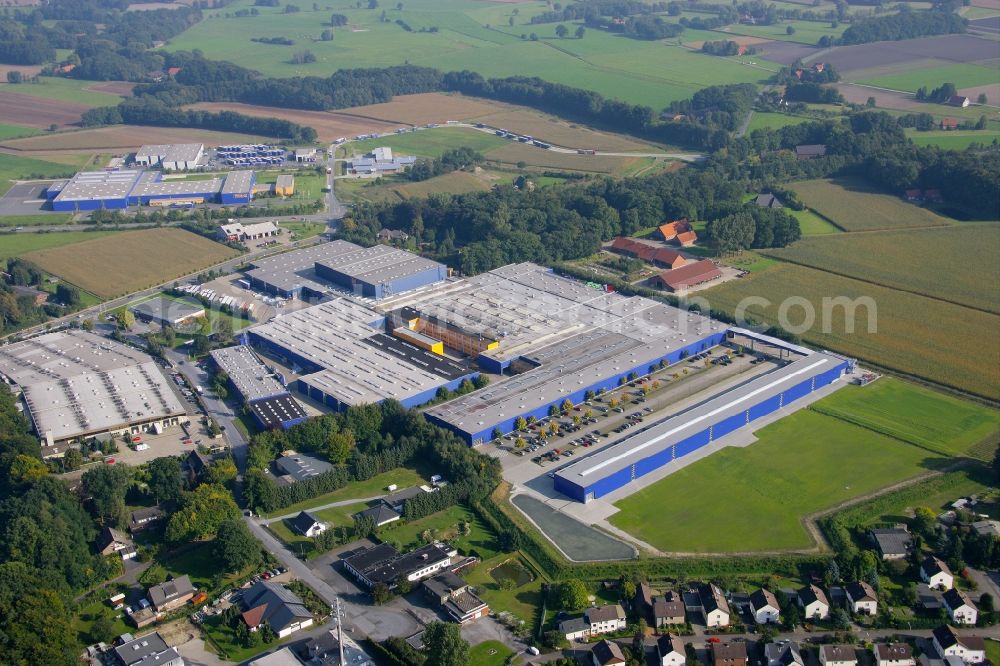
(406, 147, 484, 182)
(834, 9, 965, 45)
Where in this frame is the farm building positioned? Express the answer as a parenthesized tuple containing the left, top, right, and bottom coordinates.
(274, 174, 294, 196)
(610, 237, 687, 269)
(553, 350, 849, 502)
(415, 263, 728, 443)
(795, 144, 828, 160)
(675, 230, 698, 247)
(940, 118, 960, 130)
(947, 96, 971, 108)
(48, 169, 255, 211)
(658, 219, 691, 241)
(245, 240, 448, 300)
(0, 330, 189, 450)
(209, 345, 307, 430)
(134, 143, 204, 170)
(130, 296, 205, 327)
(755, 193, 783, 208)
(247, 298, 476, 411)
(651, 260, 723, 292)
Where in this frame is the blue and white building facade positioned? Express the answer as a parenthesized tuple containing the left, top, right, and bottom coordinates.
(47, 169, 255, 211)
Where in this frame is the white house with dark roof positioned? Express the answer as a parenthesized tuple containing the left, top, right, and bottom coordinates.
(657, 634, 686, 666)
(798, 584, 830, 620)
(921, 557, 954, 591)
(559, 604, 626, 641)
(289, 511, 326, 538)
(241, 581, 314, 638)
(943, 589, 978, 625)
(698, 583, 731, 627)
(750, 588, 781, 624)
(869, 527, 911, 560)
(766, 641, 804, 666)
(875, 643, 915, 666)
(845, 581, 878, 615)
(932, 626, 985, 664)
(820, 645, 858, 666)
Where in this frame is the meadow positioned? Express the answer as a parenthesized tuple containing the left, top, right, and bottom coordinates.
(719, 19, 847, 45)
(746, 111, 814, 133)
(789, 178, 954, 231)
(789, 207, 841, 235)
(859, 62, 1000, 92)
(0, 230, 119, 261)
(701, 263, 1000, 399)
(0, 123, 40, 141)
(0, 77, 123, 107)
(23, 228, 240, 298)
(0, 153, 80, 195)
(165, 0, 771, 108)
(761, 224, 1000, 313)
(809, 378, 999, 458)
(347, 127, 507, 159)
(906, 129, 1000, 149)
(610, 409, 941, 552)
(0, 213, 74, 227)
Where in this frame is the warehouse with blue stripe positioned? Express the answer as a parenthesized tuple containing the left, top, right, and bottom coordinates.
(46, 169, 255, 211)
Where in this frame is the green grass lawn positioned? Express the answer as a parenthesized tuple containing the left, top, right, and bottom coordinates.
(610, 409, 945, 553)
(262, 468, 426, 518)
(0, 213, 74, 227)
(906, 129, 1000, 150)
(859, 63, 1000, 93)
(348, 127, 507, 160)
(463, 553, 543, 627)
(201, 614, 285, 663)
(721, 19, 846, 45)
(0, 153, 80, 196)
(469, 640, 518, 666)
(377, 504, 499, 559)
(280, 222, 326, 240)
(0, 123, 42, 141)
(747, 112, 815, 133)
(791, 208, 841, 235)
(2, 77, 124, 107)
(985, 639, 1000, 666)
(0, 230, 120, 261)
(809, 378, 1000, 458)
(718, 250, 778, 273)
(72, 596, 133, 647)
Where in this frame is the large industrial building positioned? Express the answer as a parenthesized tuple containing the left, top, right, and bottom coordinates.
(209, 345, 307, 430)
(394, 263, 728, 443)
(134, 143, 205, 171)
(553, 349, 849, 502)
(247, 298, 475, 410)
(46, 169, 255, 211)
(0, 330, 188, 452)
(245, 240, 449, 300)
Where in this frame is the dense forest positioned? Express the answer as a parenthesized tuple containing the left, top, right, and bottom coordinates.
(834, 9, 965, 45)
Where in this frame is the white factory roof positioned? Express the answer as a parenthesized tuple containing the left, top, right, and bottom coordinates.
(251, 299, 459, 406)
(0, 331, 186, 442)
(221, 170, 254, 194)
(53, 170, 143, 202)
(210, 345, 287, 402)
(371, 146, 393, 162)
(136, 143, 204, 163)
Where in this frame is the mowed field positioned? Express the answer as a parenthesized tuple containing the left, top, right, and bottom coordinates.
(0, 125, 279, 153)
(810, 378, 999, 459)
(23, 228, 241, 299)
(486, 142, 648, 174)
(186, 102, 399, 143)
(789, 179, 954, 231)
(907, 129, 1000, 150)
(332, 92, 501, 126)
(859, 62, 1000, 93)
(761, 225, 1000, 313)
(0, 153, 80, 196)
(610, 410, 940, 553)
(701, 263, 1000, 399)
(346, 127, 508, 159)
(468, 108, 652, 151)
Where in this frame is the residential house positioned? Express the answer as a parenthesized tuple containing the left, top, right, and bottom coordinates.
(290, 511, 327, 538)
(946, 96, 970, 108)
(113, 632, 183, 666)
(352, 502, 401, 528)
(798, 584, 830, 620)
(845, 581, 878, 615)
(560, 604, 627, 641)
(699, 583, 731, 627)
(422, 571, 489, 624)
(98, 526, 136, 560)
(755, 193, 784, 209)
(383, 485, 429, 513)
(795, 144, 827, 160)
(11, 285, 48, 306)
(657, 634, 686, 666)
(940, 118, 960, 130)
(921, 557, 954, 591)
(635, 582, 654, 620)
(713, 642, 748, 666)
(148, 575, 195, 613)
(653, 591, 686, 627)
(128, 505, 166, 533)
(249, 647, 302, 665)
(943, 589, 978, 625)
(820, 645, 858, 666)
(750, 588, 781, 624)
(241, 581, 315, 638)
(766, 641, 804, 666)
(932, 626, 985, 664)
(592, 639, 628, 666)
(875, 643, 916, 666)
(870, 527, 911, 560)
(377, 229, 409, 242)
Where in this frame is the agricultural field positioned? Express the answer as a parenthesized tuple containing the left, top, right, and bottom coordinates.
(486, 142, 652, 174)
(22, 228, 241, 299)
(0, 77, 123, 107)
(0, 231, 120, 262)
(820, 34, 1000, 77)
(346, 127, 508, 160)
(0, 153, 80, 195)
(465, 107, 653, 151)
(718, 19, 847, 46)
(761, 225, 1000, 313)
(858, 62, 1000, 93)
(610, 409, 942, 553)
(186, 101, 398, 143)
(333, 92, 501, 126)
(701, 263, 1000, 399)
(165, 0, 771, 108)
(0, 125, 279, 153)
(809, 378, 999, 458)
(788, 208, 841, 235)
(0, 213, 74, 227)
(789, 178, 954, 231)
(0, 123, 40, 141)
(338, 170, 497, 204)
(907, 129, 1000, 149)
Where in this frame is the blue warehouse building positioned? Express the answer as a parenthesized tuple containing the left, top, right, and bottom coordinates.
(552, 351, 849, 502)
(48, 169, 255, 211)
(208, 345, 307, 430)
